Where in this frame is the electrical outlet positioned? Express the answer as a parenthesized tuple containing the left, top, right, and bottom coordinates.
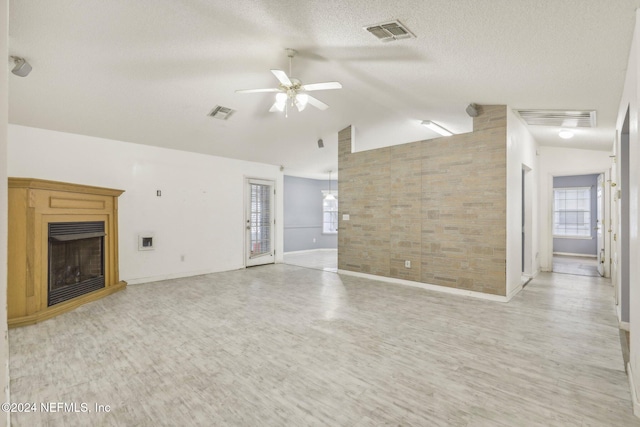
(404, 260, 411, 268)
(313, 238, 316, 243)
(181, 255, 185, 262)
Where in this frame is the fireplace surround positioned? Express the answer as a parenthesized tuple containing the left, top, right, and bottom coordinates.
(8, 178, 126, 327)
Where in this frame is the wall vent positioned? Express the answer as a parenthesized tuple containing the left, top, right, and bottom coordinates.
(364, 20, 415, 42)
(208, 105, 235, 120)
(516, 109, 596, 128)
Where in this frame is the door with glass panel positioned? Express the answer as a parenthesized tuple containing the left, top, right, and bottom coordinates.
(245, 179, 275, 267)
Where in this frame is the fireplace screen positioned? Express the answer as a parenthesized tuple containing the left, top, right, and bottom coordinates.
(48, 221, 105, 306)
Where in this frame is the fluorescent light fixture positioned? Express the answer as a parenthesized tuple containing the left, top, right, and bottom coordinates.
(558, 130, 574, 139)
(421, 120, 453, 136)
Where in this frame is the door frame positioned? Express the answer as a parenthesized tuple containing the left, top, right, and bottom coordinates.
(597, 173, 605, 276)
(545, 169, 610, 277)
(522, 164, 533, 278)
(244, 177, 276, 267)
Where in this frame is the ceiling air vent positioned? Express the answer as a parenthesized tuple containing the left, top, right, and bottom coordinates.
(364, 20, 415, 42)
(208, 105, 235, 120)
(516, 109, 596, 128)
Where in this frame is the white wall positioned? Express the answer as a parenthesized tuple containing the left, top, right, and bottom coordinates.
(1, 0, 10, 425)
(506, 108, 539, 297)
(616, 8, 640, 416)
(537, 146, 612, 273)
(8, 125, 284, 285)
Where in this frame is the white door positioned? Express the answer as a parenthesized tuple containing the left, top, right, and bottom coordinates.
(245, 178, 275, 267)
(597, 173, 605, 276)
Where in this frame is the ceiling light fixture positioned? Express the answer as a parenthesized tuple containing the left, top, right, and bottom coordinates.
(558, 130, 575, 139)
(421, 120, 453, 136)
(274, 93, 287, 111)
(325, 170, 336, 200)
(10, 56, 32, 77)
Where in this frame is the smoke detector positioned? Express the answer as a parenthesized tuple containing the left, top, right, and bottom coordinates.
(364, 20, 415, 42)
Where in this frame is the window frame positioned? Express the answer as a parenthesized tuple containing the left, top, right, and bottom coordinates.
(321, 190, 338, 235)
(552, 186, 592, 239)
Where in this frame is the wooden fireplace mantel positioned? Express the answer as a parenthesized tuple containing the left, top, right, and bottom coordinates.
(7, 178, 127, 328)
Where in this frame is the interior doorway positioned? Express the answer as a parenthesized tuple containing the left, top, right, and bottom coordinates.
(282, 175, 338, 272)
(551, 173, 601, 277)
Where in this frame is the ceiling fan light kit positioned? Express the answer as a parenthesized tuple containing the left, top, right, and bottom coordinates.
(236, 48, 342, 116)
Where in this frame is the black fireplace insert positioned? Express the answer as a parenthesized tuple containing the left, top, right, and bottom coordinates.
(48, 221, 105, 306)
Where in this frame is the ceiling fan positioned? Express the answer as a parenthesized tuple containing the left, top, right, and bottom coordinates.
(236, 48, 342, 116)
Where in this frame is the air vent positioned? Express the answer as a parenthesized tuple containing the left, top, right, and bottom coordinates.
(516, 109, 596, 128)
(208, 105, 235, 120)
(364, 20, 415, 42)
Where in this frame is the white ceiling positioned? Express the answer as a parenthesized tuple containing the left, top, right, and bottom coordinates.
(8, 0, 640, 179)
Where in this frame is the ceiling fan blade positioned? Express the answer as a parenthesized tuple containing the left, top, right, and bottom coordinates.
(235, 88, 281, 94)
(271, 69, 292, 86)
(301, 82, 342, 91)
(306, 95, 329, 111)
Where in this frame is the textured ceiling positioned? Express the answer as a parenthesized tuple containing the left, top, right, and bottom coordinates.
(8, 0, 640, 178)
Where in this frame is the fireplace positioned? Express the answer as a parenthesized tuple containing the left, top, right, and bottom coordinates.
(8, 178, 126, 328)
(48, 221, 106, 306)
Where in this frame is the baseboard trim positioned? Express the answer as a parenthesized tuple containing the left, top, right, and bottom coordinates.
(553, 252, 597, 258)
(337, 270, 510, 302)
(621, 321, 631, 332)
(284, 248, 337, 255)
(628, 363, 640, 417)
(125, 266, 245, 285)
(507, 283, 524, 301)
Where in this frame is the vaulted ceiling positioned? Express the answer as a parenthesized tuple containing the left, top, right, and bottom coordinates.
(8, 1, 640, 178)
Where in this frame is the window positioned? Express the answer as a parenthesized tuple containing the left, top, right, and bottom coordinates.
(553, 187, 591, 238)
(322, 191, 338, 234)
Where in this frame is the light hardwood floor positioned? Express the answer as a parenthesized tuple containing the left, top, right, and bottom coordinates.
(552, 255, 600, 277)
(8, 265, 638, 426)
(284, 249, 338, 272)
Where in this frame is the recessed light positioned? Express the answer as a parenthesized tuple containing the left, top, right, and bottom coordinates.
(421, 120, 453, 136)
(558, 130, 574, 139)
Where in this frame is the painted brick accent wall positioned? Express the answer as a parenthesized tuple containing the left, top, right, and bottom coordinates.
(338, 105, 507, 296)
